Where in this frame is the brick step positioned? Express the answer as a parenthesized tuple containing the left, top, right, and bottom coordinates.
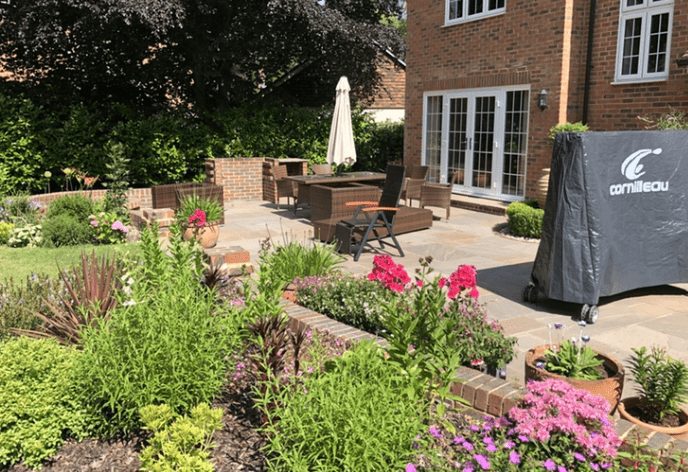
(450, 194, 510, 216)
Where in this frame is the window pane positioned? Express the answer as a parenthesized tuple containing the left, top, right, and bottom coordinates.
(472, 96, 495, 190)
(448, 98, 468, 186)
(488, 0, 505, 10)
(621, 17, 642, 75)
(647, 12, 670, 74)
(425, 97, 443, 183)
(502, 91, 529, 196)
(468, 0, 483, 16)
(449, 0, 462, 19)
(627, 0, 644, 6)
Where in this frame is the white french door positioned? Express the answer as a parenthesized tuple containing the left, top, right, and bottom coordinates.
(422, 86, 529, 199)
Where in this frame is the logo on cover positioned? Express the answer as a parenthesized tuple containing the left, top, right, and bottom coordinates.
(609, 148, 669, 196)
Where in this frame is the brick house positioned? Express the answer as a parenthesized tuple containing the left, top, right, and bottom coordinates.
(361, 51, 406, 122)
(404, 0, 688, 201)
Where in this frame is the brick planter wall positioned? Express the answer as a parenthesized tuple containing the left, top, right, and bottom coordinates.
(283, 301, 688, 458)
(30, 188, 152, 209)
(205, 158, 264, 202)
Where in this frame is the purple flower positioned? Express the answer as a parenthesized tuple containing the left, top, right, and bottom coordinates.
(503, 440, 515, 449)
(462, 441, 474, 452)
(553, 322, 564, 329)
(517, 435, 529, 442)
(453, 436, 465, 445)
(573, 452, 586, 462)
(535, 361, 545, 369)
(581, 335, 590, 343)
(482, 436, 494, 445)
(463, 464, 474, 472)
(470, 424, 480, 432)
(601, 463, 612, 470)
(558, 467, 568, 472)
(485, 444, 497, 453)
(405, 464, 417, 472)
(428, 426, 442, 439)
(508, 451, 521, 465)
(473, 455, 490, 470)
(590, 464, 600, 471)
(111, 220, 128, 233)
(544, 459, 557, 471)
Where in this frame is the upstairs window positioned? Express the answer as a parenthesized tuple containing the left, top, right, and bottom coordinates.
(446, 0, 505, 25)
(615, 0, 673, 82)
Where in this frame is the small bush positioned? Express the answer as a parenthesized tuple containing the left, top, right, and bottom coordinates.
(139, 403, 223, 472)
(89, 211, 129, 244)
(46, 194, 95, 221)
(0, 221, 14, 244)
(76, 251, 243, 436)
(262, 342, 427, 471)
(639, 110, 688, 130)
(259, 235, 343, 292)
(0, 275, 62, 337)
(295, 276, 393, 335)
(0, 337, 89, 469)
(42, 214, 92, 247)
(506, 201, 543, 238)
(0, 194, 41, 225)
(548, 121, 589, 141)
(7, 223, 42, 247)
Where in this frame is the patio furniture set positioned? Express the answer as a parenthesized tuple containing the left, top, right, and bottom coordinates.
(267, 162, 454, 261)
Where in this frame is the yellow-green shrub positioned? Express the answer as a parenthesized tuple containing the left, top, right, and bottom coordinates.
(506, 201, 544, 239)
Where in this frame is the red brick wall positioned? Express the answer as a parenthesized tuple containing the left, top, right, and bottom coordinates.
(206, 158, 265, 201)
(365, 56, 406, 110)
(30, 188, 152, 209)
(586, 0, 688, 131)
(405, 0, 688, 199)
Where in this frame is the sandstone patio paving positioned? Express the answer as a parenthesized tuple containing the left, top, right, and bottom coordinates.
(218, 200, 688, 397)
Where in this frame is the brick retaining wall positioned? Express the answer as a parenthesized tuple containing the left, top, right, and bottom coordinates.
(30, 188, 152, 209)
(205, 158, 264, 202)
(282, 300, 688, 457)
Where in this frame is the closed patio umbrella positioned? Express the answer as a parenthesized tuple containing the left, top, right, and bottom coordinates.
(326, 76, 357, 166)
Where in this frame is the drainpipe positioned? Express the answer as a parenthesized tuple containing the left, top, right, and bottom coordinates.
(582, 0, 597, 125)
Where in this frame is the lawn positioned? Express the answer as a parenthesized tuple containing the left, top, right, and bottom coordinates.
(0, 244, 139, 280)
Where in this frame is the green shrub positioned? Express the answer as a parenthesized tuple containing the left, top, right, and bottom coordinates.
(640, 110, 688, 130)
(548, 121, 589, 141)
(295, 276, 393, 334)
(42, 214, 92, 247)
(0, 222, 14, 244)
(258, 236, 343, 292)
(0, 194, 41, 225)
(7, 223, 42, 247)
(506, 201, 544, 238)
(46, 194, 95, 221)
(261, 341, 427, 471)
(0, 274, 61, 337)
(355, 119, 405, 172)
(139, 403, 223, 472)
(0, 337, 89, 469)
(76, 245, 243, 436)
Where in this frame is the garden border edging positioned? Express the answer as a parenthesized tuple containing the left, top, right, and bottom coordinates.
(282, 300, 688, 457)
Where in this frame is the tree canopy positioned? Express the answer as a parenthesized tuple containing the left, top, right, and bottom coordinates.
(0, 0, 404, 112)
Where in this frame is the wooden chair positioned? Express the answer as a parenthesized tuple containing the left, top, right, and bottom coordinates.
(335, 165, 407, 261)
(273, 164, 297, 211)
(402, 165, 429, 206)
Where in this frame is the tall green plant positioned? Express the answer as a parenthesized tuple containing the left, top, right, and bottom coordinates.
(628, 346, 688, 422)
(103, 141, 131, 216)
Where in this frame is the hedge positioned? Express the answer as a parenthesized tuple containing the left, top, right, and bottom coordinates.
(0, 93, 404, 193)
(506, 201, 544, 239)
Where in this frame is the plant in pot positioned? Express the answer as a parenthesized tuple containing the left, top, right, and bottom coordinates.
(525, 321, 625, 412)
(177, 195, 223, 249)
(619, 346, 688, 435)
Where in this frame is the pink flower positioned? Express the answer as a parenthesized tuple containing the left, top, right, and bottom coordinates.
(428, 426, 442, 439)
(544, 459, 557, 471)
(367, 255, 411, 292)
(405, 465, 417, 472)
(90, 219, 99, 227)
(188, 208, 207, 228)
(509, 451, 520, 465)
(111, 220, 128, 233)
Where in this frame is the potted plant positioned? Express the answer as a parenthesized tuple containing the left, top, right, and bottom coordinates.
(618, 346, 688, 435)
(177, 195, 223, 248)
(525, 321, 624, 412)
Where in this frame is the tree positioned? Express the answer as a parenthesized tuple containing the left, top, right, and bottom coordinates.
(0, 0, 404, 111)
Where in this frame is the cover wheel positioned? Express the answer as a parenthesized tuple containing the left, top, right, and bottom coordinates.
(522, 284, 538, 303)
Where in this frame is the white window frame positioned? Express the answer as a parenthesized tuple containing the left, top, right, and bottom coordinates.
(444, 0, 506, 26)
(615, 0, 673, 83)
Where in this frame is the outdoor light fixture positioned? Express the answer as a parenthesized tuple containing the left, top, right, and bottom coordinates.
(537, 89, 549, 110)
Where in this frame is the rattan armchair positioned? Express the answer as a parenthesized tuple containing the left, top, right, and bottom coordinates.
(420, 182, 452, 220)
(273, 164, 297, 211)
(402, 165, 429, 206)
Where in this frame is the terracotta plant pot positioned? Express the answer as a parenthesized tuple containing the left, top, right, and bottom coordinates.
(618, 397, 688, 436)
(535, 168, 551, 209)
(183, 223, 220, 249)
(524, 345, 625, 413)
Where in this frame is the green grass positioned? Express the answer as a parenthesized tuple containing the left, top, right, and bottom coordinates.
(0, 244, 140, 280)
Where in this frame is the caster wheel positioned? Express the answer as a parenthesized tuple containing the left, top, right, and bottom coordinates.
(580, 304, 599, 324)
(522, 284, 538, 303)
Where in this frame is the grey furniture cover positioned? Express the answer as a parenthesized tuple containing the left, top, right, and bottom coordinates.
(531, 131, 688, 305)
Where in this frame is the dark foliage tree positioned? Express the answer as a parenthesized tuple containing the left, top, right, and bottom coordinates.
(0, 0, 403, 111)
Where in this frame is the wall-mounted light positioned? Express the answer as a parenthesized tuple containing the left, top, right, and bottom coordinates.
(537, 89, 549, 111)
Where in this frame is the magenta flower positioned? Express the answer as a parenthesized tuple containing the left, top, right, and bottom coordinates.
(473, 455, 490, 470)
(405, 464, 417, 472)
(111, 220, 129, 233)
(462, 441, 474, 452)
(558, 467, 568, 472)
(544, 459, 557, 471)
(508, 451, 521, 465)
(188, 208, 207, 228)
(453, 436, 465, 445)
(503, 440, 515, 449)
(428, 426, 442, 439)
(462, 464, 474, 472)
(485, 444, 497, 453)
(573, 452, 586, 462)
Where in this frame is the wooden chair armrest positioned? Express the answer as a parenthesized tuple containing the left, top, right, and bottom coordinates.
(345, 200, 379, 207)
(360, 206, 399, 212)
